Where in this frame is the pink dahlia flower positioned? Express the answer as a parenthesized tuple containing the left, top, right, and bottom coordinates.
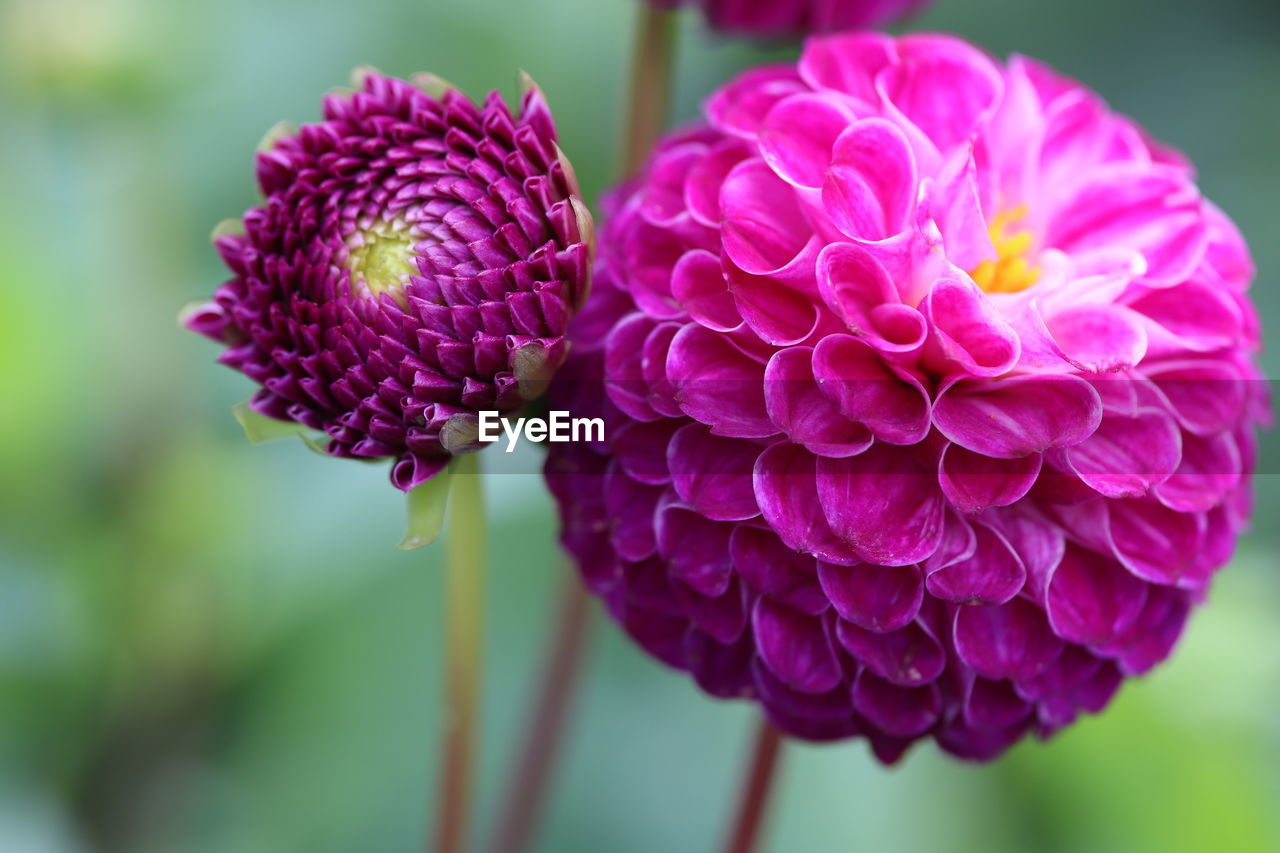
(649, 0, 930, 36)
(546, 33, 1268, 761)
(185, 70, 592, 491)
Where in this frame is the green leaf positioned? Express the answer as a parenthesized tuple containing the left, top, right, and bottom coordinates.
(397, 465, 453, 550)
(231, 401, 312, 444)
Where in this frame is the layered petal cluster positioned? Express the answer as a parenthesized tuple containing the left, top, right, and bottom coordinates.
(186, 71, 592, 491)
(649, 0, 930, 36)
(546, 33, 1267, 761)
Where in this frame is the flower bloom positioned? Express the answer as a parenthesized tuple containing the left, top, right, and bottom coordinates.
(546, 33, 1268, 761)
(648, 0, 930, 36)
(185, 70, 592, 491)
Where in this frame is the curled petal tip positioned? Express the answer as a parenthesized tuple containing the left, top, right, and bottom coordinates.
(350, 64, 381, 89)
(209, 218, 243, 243)
(411, 72, 456, 100)
(256, 121, 296, 153)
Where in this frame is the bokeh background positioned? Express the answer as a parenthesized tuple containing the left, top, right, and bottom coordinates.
(1, 0, 1278, 850)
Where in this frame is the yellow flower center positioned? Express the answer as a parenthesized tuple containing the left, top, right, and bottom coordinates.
(345, 219, 418, 306)
(970, 206, 1040, 294)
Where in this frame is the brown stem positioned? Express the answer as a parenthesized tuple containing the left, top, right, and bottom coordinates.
(487, 572, 592, 853)
(721, 720, 785, 853)
(622, 4, 678, 176)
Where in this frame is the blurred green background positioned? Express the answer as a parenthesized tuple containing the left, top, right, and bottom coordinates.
(1, 0, 1278, 850)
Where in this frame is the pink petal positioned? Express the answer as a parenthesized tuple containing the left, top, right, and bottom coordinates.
(671, 249, 741, 333)
(925, 522, 1026, 605)
(817, 443, 945, 566)
(924, 147, 995, 271)
(953, 597, 1064, 680)
(798, 31, 896, 105)
(1046, 543, 1148, 646)
(852, 672, 941, 737)
(1046, 165, 1207, 287)
(811, 333, 931, 444)
(752, 598, 843, 694)
(939, 443, 1042, 513)
(836, 619, 946, 687)
(816, 242, 927, 354)
(667, 423, 761, 521)
(934, 374, 1102, 459)
(707, 65, 808, 139)
(667, 323, 777, 438)
(722, 158, 811, 275)
(822, 118, 918, 241)
(1143, 359, 1246, 436)
(759, 92, 853, 188)
(1153, 430, 1241, 513)
(656, 504, 734, 597)
(921, 276, 1021, 377)
(1062, 408, 1182, 498)
(730, 525, 828, 614)
(878, 34, 1003, 153)
(1106, 497, 1207, 586)
(1044, 304, 1148, 374)
(754, 442, 863, 566)
(725, 263, 821, 346)
(764, 347, 873, 458)
(817, 561, 923, 633)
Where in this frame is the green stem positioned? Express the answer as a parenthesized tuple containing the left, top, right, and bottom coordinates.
(433, 453, 485, 853)
(622, 4, 678, 176)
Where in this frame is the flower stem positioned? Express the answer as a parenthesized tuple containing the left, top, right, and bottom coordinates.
(487, 570, 592, 853)
(721, 720, 785, 853)
(433, 453, 485, 853)
(622, 4, 678, 176)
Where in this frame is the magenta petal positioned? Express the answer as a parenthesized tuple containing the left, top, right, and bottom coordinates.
(1128, 280, 1242, 354)
(656, 504, 734, 597)
(721, 158, 810, 275)
(764, 347, 873, 458)
(730, 525, 828, 614)
(1046, 543, 1148, 647)
(924, 148, 995, 271)
(671, 249, 741, 333)
(939, 442, 1041, 512)
(1106, 498, 1206, 586)
(667, 423, 760, 521)
(725, 264, 821, 346)
(752, 598, 843, 694)
(1044, 304, 1148, 373)
(925, 523, 1026, 605)
(605, 463, 661, 561)
(754, 442, 863, 565)
(1153, 430, 1240, 512)
(817, 444, 945, 566)
(1102, 585, 1192, 675)
(835, 619, 945, 687)
(1063, 408, 1182, 499)
(1143, 360, 1246, 436)
(1047, 165, 1207, 286)
(817, 561, 923, 633)
(822, 118, 918, 241)
(921, 276, 1021, 377)
(798, 31, 895, 103)
(706, 65, 807, 139)
(811, 334, 931, 444)
(852, 671, 941, 738)
(963, 678, 1033, 732)
(667, 323, 777, 438)
(879, 34, 1002, 153)
(934, 374, 1102, 459)
(953, 597, 1063, 680)
(981, 508, 1066, 601)
(817, 242, 926, 354)
(759, 92, 853, 188)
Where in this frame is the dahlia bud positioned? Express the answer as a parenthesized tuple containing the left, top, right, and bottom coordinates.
(546, 33, 1268, 762)
(648, 0, 930, 36)
(184, 69, 593, 506)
